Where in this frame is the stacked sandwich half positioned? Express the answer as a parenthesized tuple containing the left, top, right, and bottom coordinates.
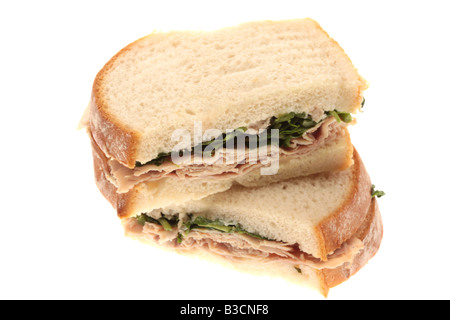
(80, 18, 383, 297)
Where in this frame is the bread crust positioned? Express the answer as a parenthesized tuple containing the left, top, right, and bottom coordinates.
(89, 31, 153, 168)
(314, 148, 372, 260)
(89, 95, 139, 169)
(90, 128, 137, 216)
(315, 198, 383, 297)
(305, 18, 368, 110)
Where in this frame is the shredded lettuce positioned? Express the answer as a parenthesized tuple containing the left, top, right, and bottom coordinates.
(185, 216, 269, 240)
(136, 152, 170, 167)
(134, 214, 269, 242)
(157, 217, 173, 231)
(326, 110, 353, 124)
(269, 112, 318, 148)
(136, 214, 178, 228)
(371, 184, 385, 198)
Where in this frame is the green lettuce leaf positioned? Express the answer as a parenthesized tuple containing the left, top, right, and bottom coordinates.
(135, 214, 269, 242)
(371, 184, 386, 198)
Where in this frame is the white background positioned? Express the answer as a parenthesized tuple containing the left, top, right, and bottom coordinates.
(1, 0, 449, 300)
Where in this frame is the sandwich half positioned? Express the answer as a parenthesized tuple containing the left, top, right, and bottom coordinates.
(80, 18, 367, 215)
(121, 149, 383, 297)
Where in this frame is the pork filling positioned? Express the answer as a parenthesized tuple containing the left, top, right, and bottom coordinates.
(104, 111, 351, 193)
(123, 213, 364, 272)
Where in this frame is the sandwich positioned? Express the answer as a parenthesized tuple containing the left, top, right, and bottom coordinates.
(79, 18, 368, 217)
(121, 149, 383, 297)
(80, 18, 382, 296)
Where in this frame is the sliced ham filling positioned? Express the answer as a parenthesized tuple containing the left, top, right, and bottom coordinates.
(99, 117, 344, 193)
(123, 217, 364, 270)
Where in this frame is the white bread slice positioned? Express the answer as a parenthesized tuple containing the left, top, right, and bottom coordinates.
(88, 18, 367, 167)
(121, 162, 381, 297)
(91, 126, 354, 220)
